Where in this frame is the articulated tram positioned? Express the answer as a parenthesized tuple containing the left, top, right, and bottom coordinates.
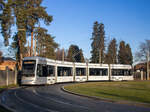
(21, 57, 133, 85)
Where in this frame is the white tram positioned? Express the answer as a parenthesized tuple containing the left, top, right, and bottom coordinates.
(21, 57, 133, 85)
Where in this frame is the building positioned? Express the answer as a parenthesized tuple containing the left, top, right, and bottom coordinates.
(0, 57, 16, 70)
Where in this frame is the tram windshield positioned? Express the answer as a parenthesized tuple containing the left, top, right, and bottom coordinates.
(22, 60, 36, 77)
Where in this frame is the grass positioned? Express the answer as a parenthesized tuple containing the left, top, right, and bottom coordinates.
(64, 81, 150, 104)
(0, 84, 17, 91)
(0, 84, 18, 112)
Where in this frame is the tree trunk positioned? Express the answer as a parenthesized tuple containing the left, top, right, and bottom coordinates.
(99, 49, 102, 63)
(18, 39, 22, 70)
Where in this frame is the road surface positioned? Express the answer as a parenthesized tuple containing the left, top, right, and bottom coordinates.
(0, 83, 150, 112)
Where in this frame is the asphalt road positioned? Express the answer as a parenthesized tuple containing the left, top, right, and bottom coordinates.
(0, 83, 150, 112)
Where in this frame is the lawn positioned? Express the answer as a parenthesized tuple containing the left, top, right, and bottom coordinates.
(64, 81, 150, 104)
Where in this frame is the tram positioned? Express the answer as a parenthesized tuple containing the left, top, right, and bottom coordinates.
(21, 57, 133, 85)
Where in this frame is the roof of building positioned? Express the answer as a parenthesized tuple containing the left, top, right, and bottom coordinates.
(2, 57, 16, 61)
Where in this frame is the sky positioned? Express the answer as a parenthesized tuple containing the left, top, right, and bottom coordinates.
(41, 0, 150, 60)
(0, 0, 150, 60)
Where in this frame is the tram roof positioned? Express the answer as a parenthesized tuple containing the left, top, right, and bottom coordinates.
(23, 56, 131, 69)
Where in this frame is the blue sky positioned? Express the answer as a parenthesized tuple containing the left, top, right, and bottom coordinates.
(41, 0, 150, 59)
(0, 0, 150, 60)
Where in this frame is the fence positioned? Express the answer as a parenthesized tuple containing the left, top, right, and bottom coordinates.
(134, 71, 150, 80)
(0, 67, 17, 86)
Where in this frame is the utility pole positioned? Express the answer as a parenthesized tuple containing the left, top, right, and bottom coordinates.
(147, 50, 149, 80)
(34, 39, 36, 56)
(27, 41, 30, 56)
(62, 48, 64, 62)
(30, 30, 34, 56)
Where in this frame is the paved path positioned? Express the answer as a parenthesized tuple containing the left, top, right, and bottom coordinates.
(0, 83, 150, 112)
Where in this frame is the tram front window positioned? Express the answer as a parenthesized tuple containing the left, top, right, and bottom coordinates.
(22, 60, 36, 77)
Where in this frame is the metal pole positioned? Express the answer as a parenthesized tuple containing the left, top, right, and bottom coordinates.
(55, 63, 57, 83)
(62, 48, 64, 62)
(34, 39, 36, 56)
(31, 31, 33, 56)
(141, 70, 143, 80)
(108, 64, 111, 81)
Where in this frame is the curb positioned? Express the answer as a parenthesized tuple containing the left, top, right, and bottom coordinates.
(61, 85, 150, 108)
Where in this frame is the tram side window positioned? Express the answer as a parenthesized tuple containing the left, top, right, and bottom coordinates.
(37, 64, 55, 77)
(111, 69, 132, 76)
(57, 67, 72, 76)
(76, 68, 86, 76)
(89, 68, 108, 76)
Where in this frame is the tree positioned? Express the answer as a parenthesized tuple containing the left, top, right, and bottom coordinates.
(56, 48, 68, 61)
(135, 39, 150, 80)
(97, 23, 105, 63)
(34, 27, 58, 59)
(24, 0, 52, 56)
(126, 44, 133, 65)
(135, 40, 150, 62)
(105, 38, 117, 64)
(90, 21, 105, 63)
(79, 49, 85, 62)
(0, 0, 14, 46)
(0, 0, 4, 11)
(118, 41, 133, 65)
(90, 21, 99, 63)
(118, 41, 127, 64)
(0, 0, 53, 69)
(67, 45, 85, 62)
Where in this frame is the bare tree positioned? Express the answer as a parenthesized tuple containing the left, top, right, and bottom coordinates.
(56, 48, 68, 61)
(135, 40, 150, 62)
(135, 39, 150, 80)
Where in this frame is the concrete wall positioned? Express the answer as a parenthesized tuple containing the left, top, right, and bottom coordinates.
(0, 67, 16, 86)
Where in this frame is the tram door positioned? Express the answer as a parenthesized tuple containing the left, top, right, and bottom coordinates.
(36, 64, 47, 84)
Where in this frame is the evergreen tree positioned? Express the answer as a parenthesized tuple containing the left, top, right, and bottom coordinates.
(90, 21, 105, 63)
(25, 0, 52, 56)
(126, 44, 133, 65)
(79, 49, 85, 62)
(34, 27, 58, 59)
(0, 0, 13, 46)
(11, 33, 28, 64)
(97, 23, 105, 63)
(105, 38, 117, 64)
(0, 0, 53, 69)
(90, 21, 99, 63)
(118, 41, 127, 64)
(67, 45, 85, 62)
